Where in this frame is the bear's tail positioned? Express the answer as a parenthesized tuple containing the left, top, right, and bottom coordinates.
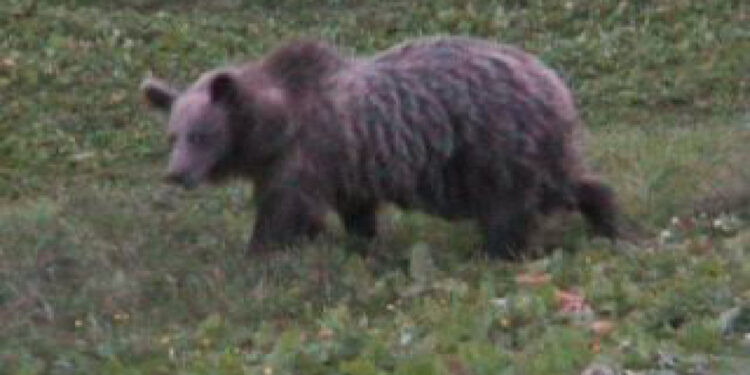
(575, 177, 618, 240)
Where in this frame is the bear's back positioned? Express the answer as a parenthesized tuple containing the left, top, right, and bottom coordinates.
(366, 36, 578, 126)
(304, 37, 580, 215)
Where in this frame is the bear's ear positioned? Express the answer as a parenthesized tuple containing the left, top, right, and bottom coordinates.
(141, 78, 178, 111)
(208, 71, 239, 105)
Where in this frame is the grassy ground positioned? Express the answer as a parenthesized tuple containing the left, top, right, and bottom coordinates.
(1, 0, 749, 374)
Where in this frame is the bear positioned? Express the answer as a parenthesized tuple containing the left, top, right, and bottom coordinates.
(141, 36, 617, 259)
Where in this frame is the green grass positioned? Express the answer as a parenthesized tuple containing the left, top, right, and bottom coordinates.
(1, 0, 749, 374)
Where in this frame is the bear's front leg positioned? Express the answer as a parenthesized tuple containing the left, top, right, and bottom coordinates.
(341, 201, 380, 239)
(247, 187, 327, 256)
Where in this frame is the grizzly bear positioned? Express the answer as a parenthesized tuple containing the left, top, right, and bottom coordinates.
(141, 36, 617, 259)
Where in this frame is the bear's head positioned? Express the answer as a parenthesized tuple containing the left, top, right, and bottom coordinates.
(141, 40, 346, 189)
(141, 69, 290, 189)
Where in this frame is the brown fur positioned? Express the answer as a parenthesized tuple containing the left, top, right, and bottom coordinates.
(142, 36, 618, 259)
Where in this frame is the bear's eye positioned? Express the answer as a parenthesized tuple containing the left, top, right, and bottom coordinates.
(188, 132, 211, 146)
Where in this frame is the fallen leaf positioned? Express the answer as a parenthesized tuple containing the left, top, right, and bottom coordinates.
(317, 327, 334, 340)
(582, 362, 615, 375)
(490, 297, 509, 309)
(675, 216, 696, 231)
(445, 356, 470, 375)
(1, 58, 16, 69)
(515, 272, 551, 286)
(591, 320, 615, 337)
(555, 289, 595, 322)
(110, 91, 127, 104)
(70, 152, 96, 162)
(554, 289, 587, 313)
(687, 237, 714, 254)
(590, 336, 601, 353)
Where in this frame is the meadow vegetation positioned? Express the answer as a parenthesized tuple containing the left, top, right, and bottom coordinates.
(1, 0, 749, 374)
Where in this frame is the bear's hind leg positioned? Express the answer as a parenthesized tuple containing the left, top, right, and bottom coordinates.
(575, 178, 618, 240)
(481, 200, 537, 260)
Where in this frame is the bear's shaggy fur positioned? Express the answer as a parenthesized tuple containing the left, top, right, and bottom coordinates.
(142, 36, 617, 259)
